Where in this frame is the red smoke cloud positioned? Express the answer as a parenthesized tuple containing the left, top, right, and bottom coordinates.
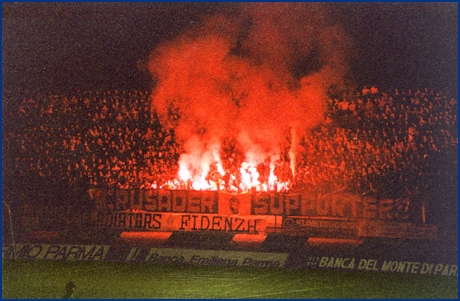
(147, 3, 351, 189)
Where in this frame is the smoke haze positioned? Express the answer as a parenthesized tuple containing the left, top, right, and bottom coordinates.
(147, 3, 352, 180)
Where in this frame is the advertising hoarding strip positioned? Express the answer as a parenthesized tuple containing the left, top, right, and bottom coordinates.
(2, 243, 457, 277)
(1, 244, 288, 268)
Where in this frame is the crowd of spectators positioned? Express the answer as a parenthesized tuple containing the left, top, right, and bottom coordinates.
(4, 89, 180, 190)
(294, 87, 457, 199)
(3, 87, 457, 201)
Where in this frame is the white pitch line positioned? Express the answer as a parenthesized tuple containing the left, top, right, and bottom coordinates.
(242, 284, 356, 298)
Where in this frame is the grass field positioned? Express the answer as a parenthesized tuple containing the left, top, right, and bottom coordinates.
(2, 259, 458, 299)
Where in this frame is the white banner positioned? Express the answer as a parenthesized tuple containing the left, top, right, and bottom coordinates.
(358, 220, 438, 240)
(128, 247, 288, 268)
(311, 256, 458, 277)
(2, 244, 111, 261)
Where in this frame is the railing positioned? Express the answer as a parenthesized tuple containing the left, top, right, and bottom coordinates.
(3, 201, 17, 260)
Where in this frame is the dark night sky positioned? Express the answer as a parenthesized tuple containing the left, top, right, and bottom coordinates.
(2, 2, 458, 93)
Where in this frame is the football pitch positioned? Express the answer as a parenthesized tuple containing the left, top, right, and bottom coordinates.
(2, 259, 457, 299)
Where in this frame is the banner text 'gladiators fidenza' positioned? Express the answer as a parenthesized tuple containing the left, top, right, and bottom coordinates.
(89, 188, 428, 238)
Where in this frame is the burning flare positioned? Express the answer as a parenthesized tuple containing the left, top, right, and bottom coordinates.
(147, 3, 351, 193)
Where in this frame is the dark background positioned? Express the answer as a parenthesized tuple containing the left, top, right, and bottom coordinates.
(2, 2, 458, 93)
